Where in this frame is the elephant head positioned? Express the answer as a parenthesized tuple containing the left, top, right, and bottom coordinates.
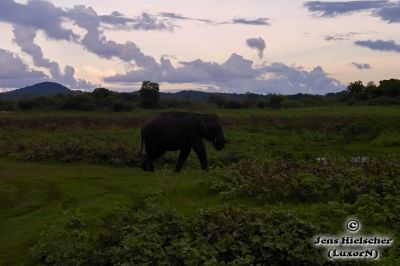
(198, 114, 228, 150)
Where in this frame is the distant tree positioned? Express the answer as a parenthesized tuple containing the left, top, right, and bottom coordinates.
(257, 101, 267, 108)
(365, 81, 380, 98)
(347, 81, 367, 101)
(224, 100, 242, 109)
(139, 81, 160, 108)
(379, 79, 400, 97)
(61, 94, 95, 111)
(92, 87, 113, 107)
(0, 99, 15, 111)
(112, 101, 134, 112)
(208, 94, 226, 107)
(18, 100, 34, 111)
(268, 94, 285, 109)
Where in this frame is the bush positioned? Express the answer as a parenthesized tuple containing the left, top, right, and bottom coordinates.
(269, 94, 285, 109)
(61, 95, 96, 111)
(18, 100, 34, 110)
(224, 100, 242, 109)
(111, 101, 134, 112)
(210, 156, 400, 203)
(0, 99, 15, 111)
(32, 201, 326, 265)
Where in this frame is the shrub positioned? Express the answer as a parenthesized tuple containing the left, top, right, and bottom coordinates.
(111, 101, 134, 112)
(61, 95, 96, 111)
(18, 99, 34, 110)
(268, 94, 285, 109)
(32, 202, 326, 265)
(210, 156, 400, 204)
(0, 99, 15, 111)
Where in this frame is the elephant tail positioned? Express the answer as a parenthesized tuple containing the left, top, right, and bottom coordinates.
(139, 128, 144, 158)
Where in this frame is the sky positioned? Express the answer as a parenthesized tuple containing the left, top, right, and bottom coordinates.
(0, 0, 399, 94)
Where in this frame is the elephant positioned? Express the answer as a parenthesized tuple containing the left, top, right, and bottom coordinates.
(140, 112, 228, 172)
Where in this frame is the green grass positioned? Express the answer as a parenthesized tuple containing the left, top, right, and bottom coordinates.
(2, 105, 400, 119)
(0, 159, 264, 265)
(1, 106, 400, 264)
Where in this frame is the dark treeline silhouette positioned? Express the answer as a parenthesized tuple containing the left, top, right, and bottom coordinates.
(0, 79, 399, 112)
(346, 79, 400, 105)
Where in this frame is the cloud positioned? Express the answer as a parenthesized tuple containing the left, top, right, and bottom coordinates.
(1, 1, 170, 67)
(13, 25, 61, 79)
(354, 39, 400, 53)
(0, 49, 48, 88)
(101, 11, 173, 31)
(304, 0, 400, 24)
(158, 12, 212, 23)
(12, 25, 95, 89)
(324, 32, 363, 41)
(0, 0, 77, 41)
(304, 1, 387, 17)
(131, 12, 173, 31)
(232, 17, 270, 25)
(246, 37, 266, 59)
(158, 12, 270, 26)
(99, 12, 135, 25)
(104, 53, 344, 95)
(65, 5, 160, 68)
(351, 62, 371, 69)
(375, 3, 400, 23)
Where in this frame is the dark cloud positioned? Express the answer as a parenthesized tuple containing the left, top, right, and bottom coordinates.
(0, 0, 77, 41)
(158, 12, 212, 23)
(1, 1, 171, 67)
(232, 17, 270, 25)
(354, 39, 400, 53)
(324, 32, 363, 41)
(304, 1, 387, 17)
(131, 12, 173, 31)
(99, 13, 135, 25)
(13, 25, 61, 79)
(66, 5, 159, 68)
(100, 11, 174, 31)
(375, 3, 400, 23)
(158, 12, 270, 26)
(351, 62, 371, 69)
(246, 37, 266, 59)
(304, 0, 400, 24)
(0, 49, 48, 88)
(12, 24, 95, 89)
(104, 54, 344, 95)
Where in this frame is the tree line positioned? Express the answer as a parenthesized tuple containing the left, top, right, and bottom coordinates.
(0, 79, 399, 112)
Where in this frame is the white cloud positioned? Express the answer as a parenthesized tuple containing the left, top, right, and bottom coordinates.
(105, 54, 344, 95)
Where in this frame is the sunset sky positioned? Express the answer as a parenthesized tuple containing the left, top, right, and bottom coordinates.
(0, 0, 399, 94)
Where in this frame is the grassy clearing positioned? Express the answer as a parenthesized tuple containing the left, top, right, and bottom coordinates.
(1, 105, 400, 119)
(1, 106, 400, 264)
(0, 159, 264, 264)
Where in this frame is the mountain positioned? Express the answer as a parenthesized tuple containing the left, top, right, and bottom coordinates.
(0, 82, 72, 100)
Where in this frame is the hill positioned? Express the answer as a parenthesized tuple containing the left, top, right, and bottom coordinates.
(0, 82, 72, 100)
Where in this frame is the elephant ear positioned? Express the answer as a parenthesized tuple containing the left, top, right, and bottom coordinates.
(197, 115, 210, 136)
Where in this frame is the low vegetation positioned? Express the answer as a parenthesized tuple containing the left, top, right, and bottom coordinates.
(1, 105, 400, 264)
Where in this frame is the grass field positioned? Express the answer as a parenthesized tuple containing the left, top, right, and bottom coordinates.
(1, 106, 400, 265)
(0, 160, 264, 264)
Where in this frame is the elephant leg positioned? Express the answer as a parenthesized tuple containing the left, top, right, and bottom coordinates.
(192, 138, 208, 170)
(175, 146, 191, 172)
(141, 159, 148, 171)
(147, 148, 165, 172)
